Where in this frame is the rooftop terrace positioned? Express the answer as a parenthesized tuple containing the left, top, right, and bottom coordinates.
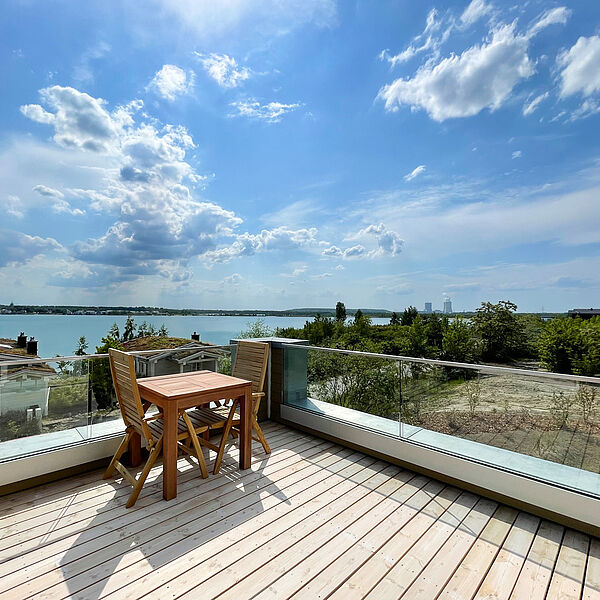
(1, 421, 599, 600)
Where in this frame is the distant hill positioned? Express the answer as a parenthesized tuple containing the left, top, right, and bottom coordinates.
(284, 308, 392, 316)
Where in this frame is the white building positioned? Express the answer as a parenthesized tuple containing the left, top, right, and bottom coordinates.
(443, 298, 453, 314)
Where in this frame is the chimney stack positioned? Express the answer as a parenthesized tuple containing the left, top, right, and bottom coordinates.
(26, 337, 38, 355)
(17, 332, 27, 348)
(191, 332, 200, 341)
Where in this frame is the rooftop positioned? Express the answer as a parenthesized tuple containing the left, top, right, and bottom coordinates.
(1, 422, 598, 600)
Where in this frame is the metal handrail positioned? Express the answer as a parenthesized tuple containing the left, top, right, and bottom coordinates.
(0, 344, 234, 368)
(282, 343, 600, 385)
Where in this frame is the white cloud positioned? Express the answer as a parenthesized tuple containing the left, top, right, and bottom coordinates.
(229, 100, 300, 123)
(149, 65, 193, 101)
(73, 42, 111, 84)
(527, 7, 571, 38)
(512, 150, 522, 159)
(558, 36, 600, 99)
(322, 223, 403, 260)
(21, 86, 118, 152)
(522, 92, 549, 116)
(32, 184, 64, 199)
(205, 226, 318, 263)
(404, 165, 426, 181)
(460, 0, 491, 27)
(376, 281, 413, 295)
(380, 9, 442, 66)
(6, 195, 24, 219)
(195, 53, 250, 88)
(379, 23, 534, 121)
(0, 230, 61, 267)
(150, 0, 336, 41)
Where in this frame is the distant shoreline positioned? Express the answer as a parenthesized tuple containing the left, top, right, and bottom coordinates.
(0, 305, 566, 319)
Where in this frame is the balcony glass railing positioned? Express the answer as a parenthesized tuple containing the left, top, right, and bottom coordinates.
(0, 345, 233, 461)
(283, 344, 600, 497)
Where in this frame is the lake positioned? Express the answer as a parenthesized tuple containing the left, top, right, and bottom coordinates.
(0, 314, 390, 359)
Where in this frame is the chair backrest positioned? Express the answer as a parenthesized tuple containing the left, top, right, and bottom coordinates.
(108, 348, 153, 444)
(232, 341, 269, 400)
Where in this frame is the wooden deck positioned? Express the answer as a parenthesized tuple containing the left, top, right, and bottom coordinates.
(0, 422, 598, 600)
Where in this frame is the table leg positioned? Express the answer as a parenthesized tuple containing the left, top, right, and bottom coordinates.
(127, 432, 142, 467)
(163, 402, 178, 500)
(239, 386, 252, 470)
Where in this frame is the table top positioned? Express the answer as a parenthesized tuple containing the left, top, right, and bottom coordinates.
(137, 370, 251, 400)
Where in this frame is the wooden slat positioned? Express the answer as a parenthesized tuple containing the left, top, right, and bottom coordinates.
(437, 505, 518, 599)
(583, 538, 600, 600)
(509, 520, 563, 600)
(472, 512, 540, 600)
(546, 529, 590, 600)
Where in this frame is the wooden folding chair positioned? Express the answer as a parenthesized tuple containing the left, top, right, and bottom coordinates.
(189, 341, 270, 474)
(103, 348, 210, 507)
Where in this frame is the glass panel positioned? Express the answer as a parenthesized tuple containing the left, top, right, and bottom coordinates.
(284, 346, 401, 437)
(399, 358, 600, 490)
(0, 344, 234, 460)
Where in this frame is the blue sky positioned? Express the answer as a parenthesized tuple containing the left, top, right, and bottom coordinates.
(1, 0, 600, 312)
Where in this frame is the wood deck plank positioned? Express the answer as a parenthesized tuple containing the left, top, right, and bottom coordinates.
(0, 422, 596, 600)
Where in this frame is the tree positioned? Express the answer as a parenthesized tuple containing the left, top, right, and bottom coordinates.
(74, 336, 88, 355)
(90, 336, 123, 410)
(538, 317, 600, 375)
(239, 319, 273, 339)
(471, 300, 526, 362)
(158, 324, 168, 337)
(442, 317, 478, 363)
(401, 306, 419, 326)
(122, 316, 136, 342)
(354, 309, 363, 322)
(390, 312, 401, 325)
(108, 322, 120, 340)
(335, 301, 347, 323)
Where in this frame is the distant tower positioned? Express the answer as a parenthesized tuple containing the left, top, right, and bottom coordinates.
(424, 302, 432, 314)
(443, 298, 453, 314)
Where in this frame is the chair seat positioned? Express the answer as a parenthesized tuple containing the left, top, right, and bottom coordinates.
(147, 414, 209, 441)
(187, 406, 232, 429)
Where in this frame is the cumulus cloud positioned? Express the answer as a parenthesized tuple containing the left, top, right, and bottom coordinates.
(558, 36, 600, 99)
(32, 184, 84, 215)
(379, 23, 534, 121)
(512, 150, 522, 159)
(148, 65, 193, 100)
(229, 100, 300, 123)
(379, 6, 571, 123)
(195, 53, 250, 88)
(404, 165, 426, 181)
(322, 224, 403, 260)
(21, 86, 118, 151)
(522, 92, 549, 116)
(205, 226, 318, 263)
(0, 229, 61, 267)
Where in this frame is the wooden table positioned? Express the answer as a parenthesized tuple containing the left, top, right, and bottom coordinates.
(136, 370, 252, 501)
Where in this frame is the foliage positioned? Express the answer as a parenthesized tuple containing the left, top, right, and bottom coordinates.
(550, 391, 570, 428)
(307, 351, 399, 419)
(389, 312, 400, 325)
(90, 335, 123, 410)
(122, 316, 136, 342)
(238, 318, 274, 339)
(471, 300, 526, 362)
(575, 384, 597, 424)
(442, 317, 478, 363)
(401, 306, 419, 326)
(0, 410, 41, 442)
(538, 317, 600, 375)
(48, 375, 88, 416)
(335, 301, 347, 322)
